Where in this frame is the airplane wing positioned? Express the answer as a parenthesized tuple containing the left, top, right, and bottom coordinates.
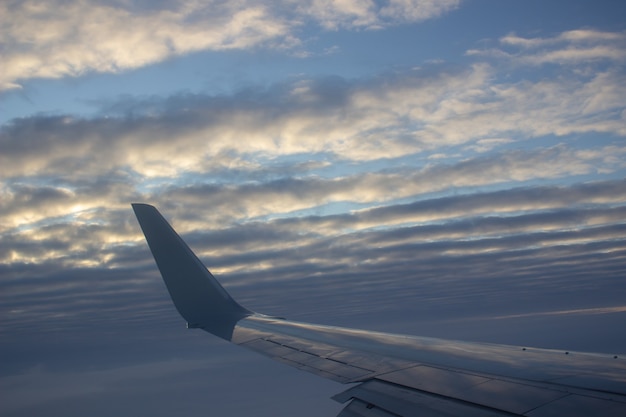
(132, 203, 626, 417)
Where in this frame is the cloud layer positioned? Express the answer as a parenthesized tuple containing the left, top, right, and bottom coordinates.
(2, 28, 625, 237)
(0, 0, 461, 90)
(1, 22, 625, 416)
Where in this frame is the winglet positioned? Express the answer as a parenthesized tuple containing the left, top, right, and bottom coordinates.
(132, 203, 251, 340)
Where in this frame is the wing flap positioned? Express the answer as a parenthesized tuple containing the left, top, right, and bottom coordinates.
(334, 378, 626, 417)
(336, 398, 398, 417)
(378, 366, 568, 415)
(334, 379, 516, 417)
(526, 394, 626, 417)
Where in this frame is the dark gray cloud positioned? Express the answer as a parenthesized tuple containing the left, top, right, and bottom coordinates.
(2, 186, 625, 416)
(3, 180, 625, 345)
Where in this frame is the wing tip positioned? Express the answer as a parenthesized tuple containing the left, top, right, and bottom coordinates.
(132, 203, 251, 340)
(131, 202, 156, 211)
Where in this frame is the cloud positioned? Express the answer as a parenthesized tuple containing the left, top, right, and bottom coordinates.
(300, 0, 460, 30)
(4, 184, 624, 358)
(1, 29, 625, 303)
(2, 138, 622, 237)
(500, 29, 625, 49)
(2, 50, 625, 185)
(0, 358, 224, 414)
(468, 29, 626, 66)
(0, 0, 462, 90)
(144, 144, 623, 224)
(1, 11, 625, 415)
(2, 176, 625, 272)
(0, 342, 344, 417)
(492, 306, 626, 320)
(0, 0, 293, 91)
(298, 179, 626, 234)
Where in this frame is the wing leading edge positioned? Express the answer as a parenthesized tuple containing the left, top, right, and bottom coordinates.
(132, 204, 626, 417)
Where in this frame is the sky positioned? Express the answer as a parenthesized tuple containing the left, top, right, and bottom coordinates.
(1, 0, 626, 415)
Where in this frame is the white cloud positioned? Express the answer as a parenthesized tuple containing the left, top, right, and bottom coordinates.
(0, 0, 462, 90)
(140, 144, 624, 229)
(380, 0, 460, 22)
(2, 53, 625, 182)
(302, 0, 379, 30)
(0, 0, 290, 90)
(1, 27, 625, 269)
(300, 0, 460, 30)
(501, 29, 625, 48)
(466, 138, 514, 153)
(470, 29, 626, 66)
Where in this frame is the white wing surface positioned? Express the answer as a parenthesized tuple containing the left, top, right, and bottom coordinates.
(132, 203, 626, 417)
